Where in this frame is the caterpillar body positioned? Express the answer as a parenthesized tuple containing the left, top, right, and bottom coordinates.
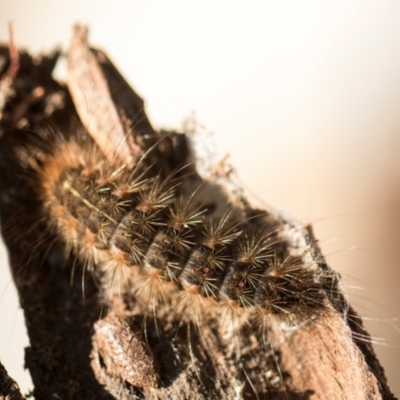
(20, 127, 332, 332)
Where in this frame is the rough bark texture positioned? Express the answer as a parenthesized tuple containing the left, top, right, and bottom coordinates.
(0, 28, 397, 400)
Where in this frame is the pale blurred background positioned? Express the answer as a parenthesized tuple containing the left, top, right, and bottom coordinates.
(0, 1, 399, 397)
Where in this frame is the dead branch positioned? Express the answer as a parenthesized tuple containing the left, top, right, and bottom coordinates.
(0, 28, 396, 400)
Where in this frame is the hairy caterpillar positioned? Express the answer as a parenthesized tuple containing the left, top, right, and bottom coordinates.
(16, 123, 334, 331)
(0, 26, 396, 400)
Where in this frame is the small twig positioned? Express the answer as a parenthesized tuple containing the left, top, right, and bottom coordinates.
(6, 22, 19, 80)
(0, 22, 20, 121)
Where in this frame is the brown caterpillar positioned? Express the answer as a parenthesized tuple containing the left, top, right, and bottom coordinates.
(15, 124, 332, 335)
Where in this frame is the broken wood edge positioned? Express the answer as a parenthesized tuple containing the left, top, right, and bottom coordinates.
(67, 24, 136, 167)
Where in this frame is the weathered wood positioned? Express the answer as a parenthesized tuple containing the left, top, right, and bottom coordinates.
(0, 28, 396, 400)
